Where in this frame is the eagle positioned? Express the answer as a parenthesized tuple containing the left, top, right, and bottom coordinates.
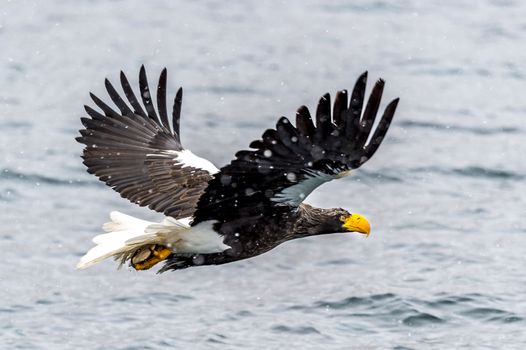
(76, 66, 398, 272)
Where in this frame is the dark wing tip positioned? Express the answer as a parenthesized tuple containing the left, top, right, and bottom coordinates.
(138, 66, 159, 121)
(315, 92, 332, 139)
(172, 87, 183, 140)
(352, 77, 387, 147)
(277, 116, 291, 126)
(354, 71, 368, 91)
(295, 105, 315, 138)
(139, 65, 147, 83)
(159, 68, 168, 83)
(319, 92, 331, 114)
(362, 96, 399, 161)
(176, 86, 183, 100)
(371, 78, 386, 100)
(296, 105, 309, 115)
(249, 139, 265, 149)
(384, 97, 400, 119)
(333, 89, 348, 127)
(360, 71, 368, 80)
(157, 68, 170, 130)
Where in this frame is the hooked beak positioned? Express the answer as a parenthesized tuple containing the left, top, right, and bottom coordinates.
(341, 213, 371, 237)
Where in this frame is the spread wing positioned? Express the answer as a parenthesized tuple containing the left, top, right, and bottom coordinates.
(76, 66, 218, 219)
(193, 72, 398, 224)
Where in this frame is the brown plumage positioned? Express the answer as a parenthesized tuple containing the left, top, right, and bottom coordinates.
(76, 66, 398, 272)
(158, 205, 353, 272)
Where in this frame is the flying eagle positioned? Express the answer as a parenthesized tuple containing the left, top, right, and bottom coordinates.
(76, 66, 398, 272)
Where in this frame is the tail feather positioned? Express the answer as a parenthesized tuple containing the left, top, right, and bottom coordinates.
(77, 236, 131, 269)
(77, 211, 190, 269)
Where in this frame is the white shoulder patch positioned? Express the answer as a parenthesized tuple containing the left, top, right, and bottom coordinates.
(169, 149, 219, 174)
(179, 221, 230, 254)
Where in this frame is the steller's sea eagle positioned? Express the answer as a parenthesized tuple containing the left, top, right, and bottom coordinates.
(76, 66, 398, 272)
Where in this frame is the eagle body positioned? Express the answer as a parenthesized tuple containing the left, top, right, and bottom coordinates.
(76, 66, 398, 273)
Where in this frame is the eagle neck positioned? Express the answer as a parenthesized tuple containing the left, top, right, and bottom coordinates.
(293, 204, 345, 239)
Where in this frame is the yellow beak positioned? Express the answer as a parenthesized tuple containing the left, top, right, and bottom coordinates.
(342, 213, 371, 236)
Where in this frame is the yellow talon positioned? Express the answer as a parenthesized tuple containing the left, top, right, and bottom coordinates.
(131, 245, 172, 270)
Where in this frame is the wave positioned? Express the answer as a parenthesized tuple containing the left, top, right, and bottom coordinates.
(284, 292, 523, 327)
(399, 120, 520, 135)
(271, 325, 321, 335)
(411, 166, 524, 181)
(451, 166, 524, 180)
(0, 168, 96, 187)
(353, 169, 404, 184)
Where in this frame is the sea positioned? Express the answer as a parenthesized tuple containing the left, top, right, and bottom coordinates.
(1, 0, 526, 349)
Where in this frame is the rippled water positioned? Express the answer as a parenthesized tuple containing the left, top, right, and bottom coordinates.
(2, 0, 526, 349)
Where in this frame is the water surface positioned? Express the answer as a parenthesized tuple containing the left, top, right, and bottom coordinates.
(1, 1, 526, 349)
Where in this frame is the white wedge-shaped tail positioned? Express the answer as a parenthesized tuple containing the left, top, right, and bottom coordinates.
(77, 211, 230, 269)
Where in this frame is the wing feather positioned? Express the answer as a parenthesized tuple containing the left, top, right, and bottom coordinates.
(104, 78, 134, 116)
(89, 92, 121, 119)
(156, 68, 170, 130)
(332, 89, 348, 127)
(363, 97, 399, 161)
(139, 65, 159, 122)
(77, 68, 215, 219)
(172, 87, 183, 141)
(356, 79, 384, 146)
(315, 93, 333, 143)
(193, 72, 398, 224)
(345, 71, 368, 139)
(119, 70, 148, 118)
(295, 106, 315, 138)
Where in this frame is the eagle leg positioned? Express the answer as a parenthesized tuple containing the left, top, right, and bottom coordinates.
(131, 244, 172, 270)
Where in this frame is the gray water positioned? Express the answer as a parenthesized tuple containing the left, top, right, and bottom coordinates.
(2, 0, 526, 349)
